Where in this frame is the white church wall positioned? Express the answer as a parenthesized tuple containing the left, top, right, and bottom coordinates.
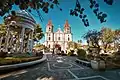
(64, 33, 72, 41)
(45, 33, 47, 41)
(44, 20, 72, 52)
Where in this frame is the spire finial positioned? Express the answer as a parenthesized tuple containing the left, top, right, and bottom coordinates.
(47, 19, 52, 26)
(64, 20, 69, 28)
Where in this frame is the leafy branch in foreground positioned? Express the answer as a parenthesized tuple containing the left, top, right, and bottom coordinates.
(0, 0, 114, 27)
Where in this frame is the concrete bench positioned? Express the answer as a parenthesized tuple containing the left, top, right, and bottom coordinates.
(76, 59, 91, 67)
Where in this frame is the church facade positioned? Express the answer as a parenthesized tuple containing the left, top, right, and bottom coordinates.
(44, 20, 73, 52)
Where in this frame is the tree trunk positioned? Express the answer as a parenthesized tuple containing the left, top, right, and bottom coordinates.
(104, 44, 108, 53)
(118, 45, 120, 52)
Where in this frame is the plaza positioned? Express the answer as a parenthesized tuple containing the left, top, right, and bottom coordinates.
(0, 54, 120, 80)
(0, 0, 120, 80)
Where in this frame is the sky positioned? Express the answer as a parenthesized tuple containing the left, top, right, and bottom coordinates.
(0, 0, 120, 44)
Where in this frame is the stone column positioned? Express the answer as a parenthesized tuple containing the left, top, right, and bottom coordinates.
(0, 36, 3, 51)
(27, 32, 30, 53)
(27, 30, 34, 55)
(5, 27, 10, 52)
(20, 28, 25, 53)
(30, 30, 33, 53)
(15, 34, 20, 52)
(9, 34, 14, 50)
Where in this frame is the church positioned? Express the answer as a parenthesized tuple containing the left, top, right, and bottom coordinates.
(44, 20, 73, 52)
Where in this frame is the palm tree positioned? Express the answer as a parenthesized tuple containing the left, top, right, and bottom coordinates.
(78, 40, 82, 44)
(77, 40, 82, 48)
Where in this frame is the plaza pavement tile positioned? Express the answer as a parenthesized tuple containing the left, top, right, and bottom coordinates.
(0, 54, 120, 80)
(78, 77, 107, 80)
(1, 69, 75, 80)
(70, 69, 120, 80)
(98, 70, 120, 80)
(70, 69, 99, 78)
(48, 61, 83, 70)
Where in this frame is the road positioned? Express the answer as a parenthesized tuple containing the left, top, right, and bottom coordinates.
(0, 54, 120, 80)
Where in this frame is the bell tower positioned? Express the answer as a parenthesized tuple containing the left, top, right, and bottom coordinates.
(46, 20, 53, 32)
(64, 20, 71, 33)
(45, 20, 54, 50)
(64, 20, 72, 48)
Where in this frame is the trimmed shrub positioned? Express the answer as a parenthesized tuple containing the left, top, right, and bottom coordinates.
(0, 57, 41, 65)
(67, 52, 71, 56)
(99, 54, 109, 60)
(7, 52, 31, 58)
(67, 50, 76, 56)
(86, 54, 94, 61)
(71, 50, 74, 54)
(77, 49, 86, 60)
(36, 51, 43, 57)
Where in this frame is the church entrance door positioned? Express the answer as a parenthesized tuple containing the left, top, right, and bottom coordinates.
(54, 44, 61, 54)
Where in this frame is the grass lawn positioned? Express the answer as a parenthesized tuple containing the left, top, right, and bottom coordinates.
(0, 56, 43, 66)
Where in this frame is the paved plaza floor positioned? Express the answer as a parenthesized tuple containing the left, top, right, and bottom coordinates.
(0, 54, 120, 80)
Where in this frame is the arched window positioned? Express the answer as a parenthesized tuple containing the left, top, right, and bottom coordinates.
(58, 37, 60, 40)
(68, 37, 70, 41)
(49, 37, 50, 40)
(48, 44, 50, 48)
(49, 27, 51, 31)
(68, 35, 70, 41)
(48, 34, 50, 36)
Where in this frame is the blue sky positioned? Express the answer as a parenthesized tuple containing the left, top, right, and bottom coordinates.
(0, 0, 120, 44)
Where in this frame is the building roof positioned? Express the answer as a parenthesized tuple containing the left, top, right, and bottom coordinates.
(55, 28, 63, 33)
(4, 10, 36, 30)
(64, 20, 70, 28)
(16, 10, 36, 23)
(47, 20, 53, 27)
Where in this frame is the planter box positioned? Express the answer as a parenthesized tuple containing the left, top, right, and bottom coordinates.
(91, 60, 106, 70)
(76, 59, 91, 67)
